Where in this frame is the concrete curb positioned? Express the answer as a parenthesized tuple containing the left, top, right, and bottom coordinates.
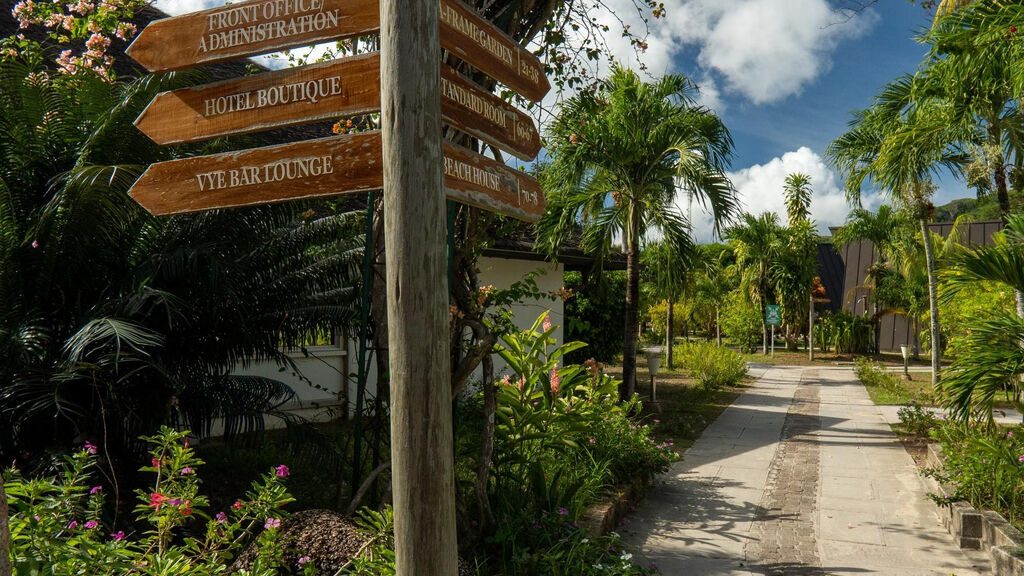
(581, 477, 649, 536)
(927, 444, 1024, 574)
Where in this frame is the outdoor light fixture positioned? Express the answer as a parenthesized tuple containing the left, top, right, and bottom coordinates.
(900, 345, 911, 378)
(644, 347, 662, 403)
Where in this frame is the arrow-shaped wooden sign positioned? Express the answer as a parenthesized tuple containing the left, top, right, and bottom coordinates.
(129, 131, 544, 221)
(133, 53, 540, 160)
(127, 0, 549, 102)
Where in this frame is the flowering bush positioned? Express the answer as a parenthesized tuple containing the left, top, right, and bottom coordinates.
(896, 400, 937, 437)
(483, 312, 673, 574)
(5, 427, 314, 575)
(925, 421, 1024, 527)
(5, 0, 147, 77)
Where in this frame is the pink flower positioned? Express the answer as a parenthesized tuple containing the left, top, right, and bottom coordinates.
(90, 485, 102, 494)
(275, 464, 290, 478)
(180, 467, 193, 476)
(550, 365, 560, 396)
(557, 507, 568, 515)
(84, 520, 98, 529)
(588, 438, 596, 444)
(1009, 432, 1014, 438)
(216, 511, 228, 523)
(264, 518, 281, 530)
(542, 314, 552, 332)
(83, 441, 97, 454)
(501, 374, 512, 387)
(233, 500, 243, 509)
(110, 531, 125, 541)
(148, 492, 168, 510)
(1018, 455, 1024, 462)
(67, 520, 78, 530)
(298, 556, 312, 566)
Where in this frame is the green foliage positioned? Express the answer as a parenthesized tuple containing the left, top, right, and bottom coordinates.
(824, 311, 873, 354)
(939, 280, 1013, 359)
(925, 422, 1024, 527)
(0, 49, 362, 466)
(563, 271, 627, 364)
(478, 313, 673, 574)
(720, 293, 762, 354)
(677, 342, 747, 392)
(897, 401, 938, 437)
(5, 427, 310, 575)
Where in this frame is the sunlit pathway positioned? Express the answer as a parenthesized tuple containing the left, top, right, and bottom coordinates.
(624, 365, 988, 575)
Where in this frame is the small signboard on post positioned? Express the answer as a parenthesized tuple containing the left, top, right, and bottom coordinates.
(765, 305, 781, 327)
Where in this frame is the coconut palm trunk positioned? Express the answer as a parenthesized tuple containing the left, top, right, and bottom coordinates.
(716, 306, 722, 346)
(920, 217, 942, 386)
(666, 299, 674, 370)
(621, 203, 642, 400)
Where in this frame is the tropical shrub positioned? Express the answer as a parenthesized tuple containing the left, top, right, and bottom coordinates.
(479, 313, 673, 574)
(938, 281, 1013, 359)
(720, 293, 762, 353)
(563, 271, 627, 364)
(5, 427, 311, 575)
(826, 311, 873, 354)
(925, 421, 1024, 527)
(677, 342, 747, 392)
(897, 400, 937, 437)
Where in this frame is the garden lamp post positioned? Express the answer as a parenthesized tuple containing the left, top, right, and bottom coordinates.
(645, 347, 662, 403)
(900, 345, 911, 379)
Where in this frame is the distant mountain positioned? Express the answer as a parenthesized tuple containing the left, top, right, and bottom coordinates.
(932, 190, 1024, 222)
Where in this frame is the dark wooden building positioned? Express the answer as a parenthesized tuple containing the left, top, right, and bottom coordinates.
(818, 220, 1003, 352)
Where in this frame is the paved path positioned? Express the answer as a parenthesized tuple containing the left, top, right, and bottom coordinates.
(625, 366, 989, 575)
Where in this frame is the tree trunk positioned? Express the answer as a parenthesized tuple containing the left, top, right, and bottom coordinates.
(474, 354, 496, 535)
(380, 0, 458, 569)
(913, 316, 920, 361)
(920, 217, 942, 387)
(621, 204, 641, 401)
(1, 470, 9, 576)
(716, 306, 722, 347)
(991, 125, 1011, 216)
(665, 299, 674, 370)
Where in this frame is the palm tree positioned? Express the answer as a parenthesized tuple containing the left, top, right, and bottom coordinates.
(539, 65, 736, 400)
(642, 240, 696, 369)
(939, 215, 1024, 421)
(783, 173, 813, 227)
(694, 244, 735, 347)
(0, 55, 363, 466)
(826, 74, 968, 387)
(726, 212, 785, 355)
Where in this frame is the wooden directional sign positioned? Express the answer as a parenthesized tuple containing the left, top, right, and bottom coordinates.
(126, 0, 380, 73)
(438, 0, 549, 102)
(134, 52, 381, 145)
(128, 0, 549, 102)
(134, 53, 541, 160)
(129, 131, 545, 221)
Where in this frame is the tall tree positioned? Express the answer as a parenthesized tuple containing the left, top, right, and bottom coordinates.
(539, 65, 736, 400)
(783, 173, 813, 227)
(642, 239, 695, 369)
(726, 212, 785, 355)
(827, 75, 968, 387)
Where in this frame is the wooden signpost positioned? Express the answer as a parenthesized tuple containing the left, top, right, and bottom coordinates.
(129, 131, 545, 220)
(127, 0, 551, 569)
(134, 54, 541, 160)
(128, 0, 550, 102)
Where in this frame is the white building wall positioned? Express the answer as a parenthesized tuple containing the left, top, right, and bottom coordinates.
(224, 257, 564, 430)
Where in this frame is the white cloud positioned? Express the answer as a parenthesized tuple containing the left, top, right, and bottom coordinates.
(154, 0, 217, 15)
(687, 146, 882, 242)
(560, 0, 878, 106)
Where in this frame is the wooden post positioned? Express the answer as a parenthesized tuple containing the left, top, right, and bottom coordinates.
(380, 0, 458, 571)
(808, 293, 814, 362)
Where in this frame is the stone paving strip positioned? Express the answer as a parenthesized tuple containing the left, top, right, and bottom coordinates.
(625, 365, 988, 575)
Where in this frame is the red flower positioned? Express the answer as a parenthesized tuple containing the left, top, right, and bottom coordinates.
(149, 492, 168, 510)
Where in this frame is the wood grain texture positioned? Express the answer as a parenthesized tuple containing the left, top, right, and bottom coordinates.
(442, 141, 544, 221)
(126, 0, 380, 73)
(441, 64, 540, 160)
(135, 52, 382, 145)
(129, 131, 544, 221)
(129, 132, 384, 215)
(133, 53, 541, 160)
(439, 0, 549, 102)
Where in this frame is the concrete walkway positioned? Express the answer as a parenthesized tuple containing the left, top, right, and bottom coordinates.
(625, 366, 989, 575)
